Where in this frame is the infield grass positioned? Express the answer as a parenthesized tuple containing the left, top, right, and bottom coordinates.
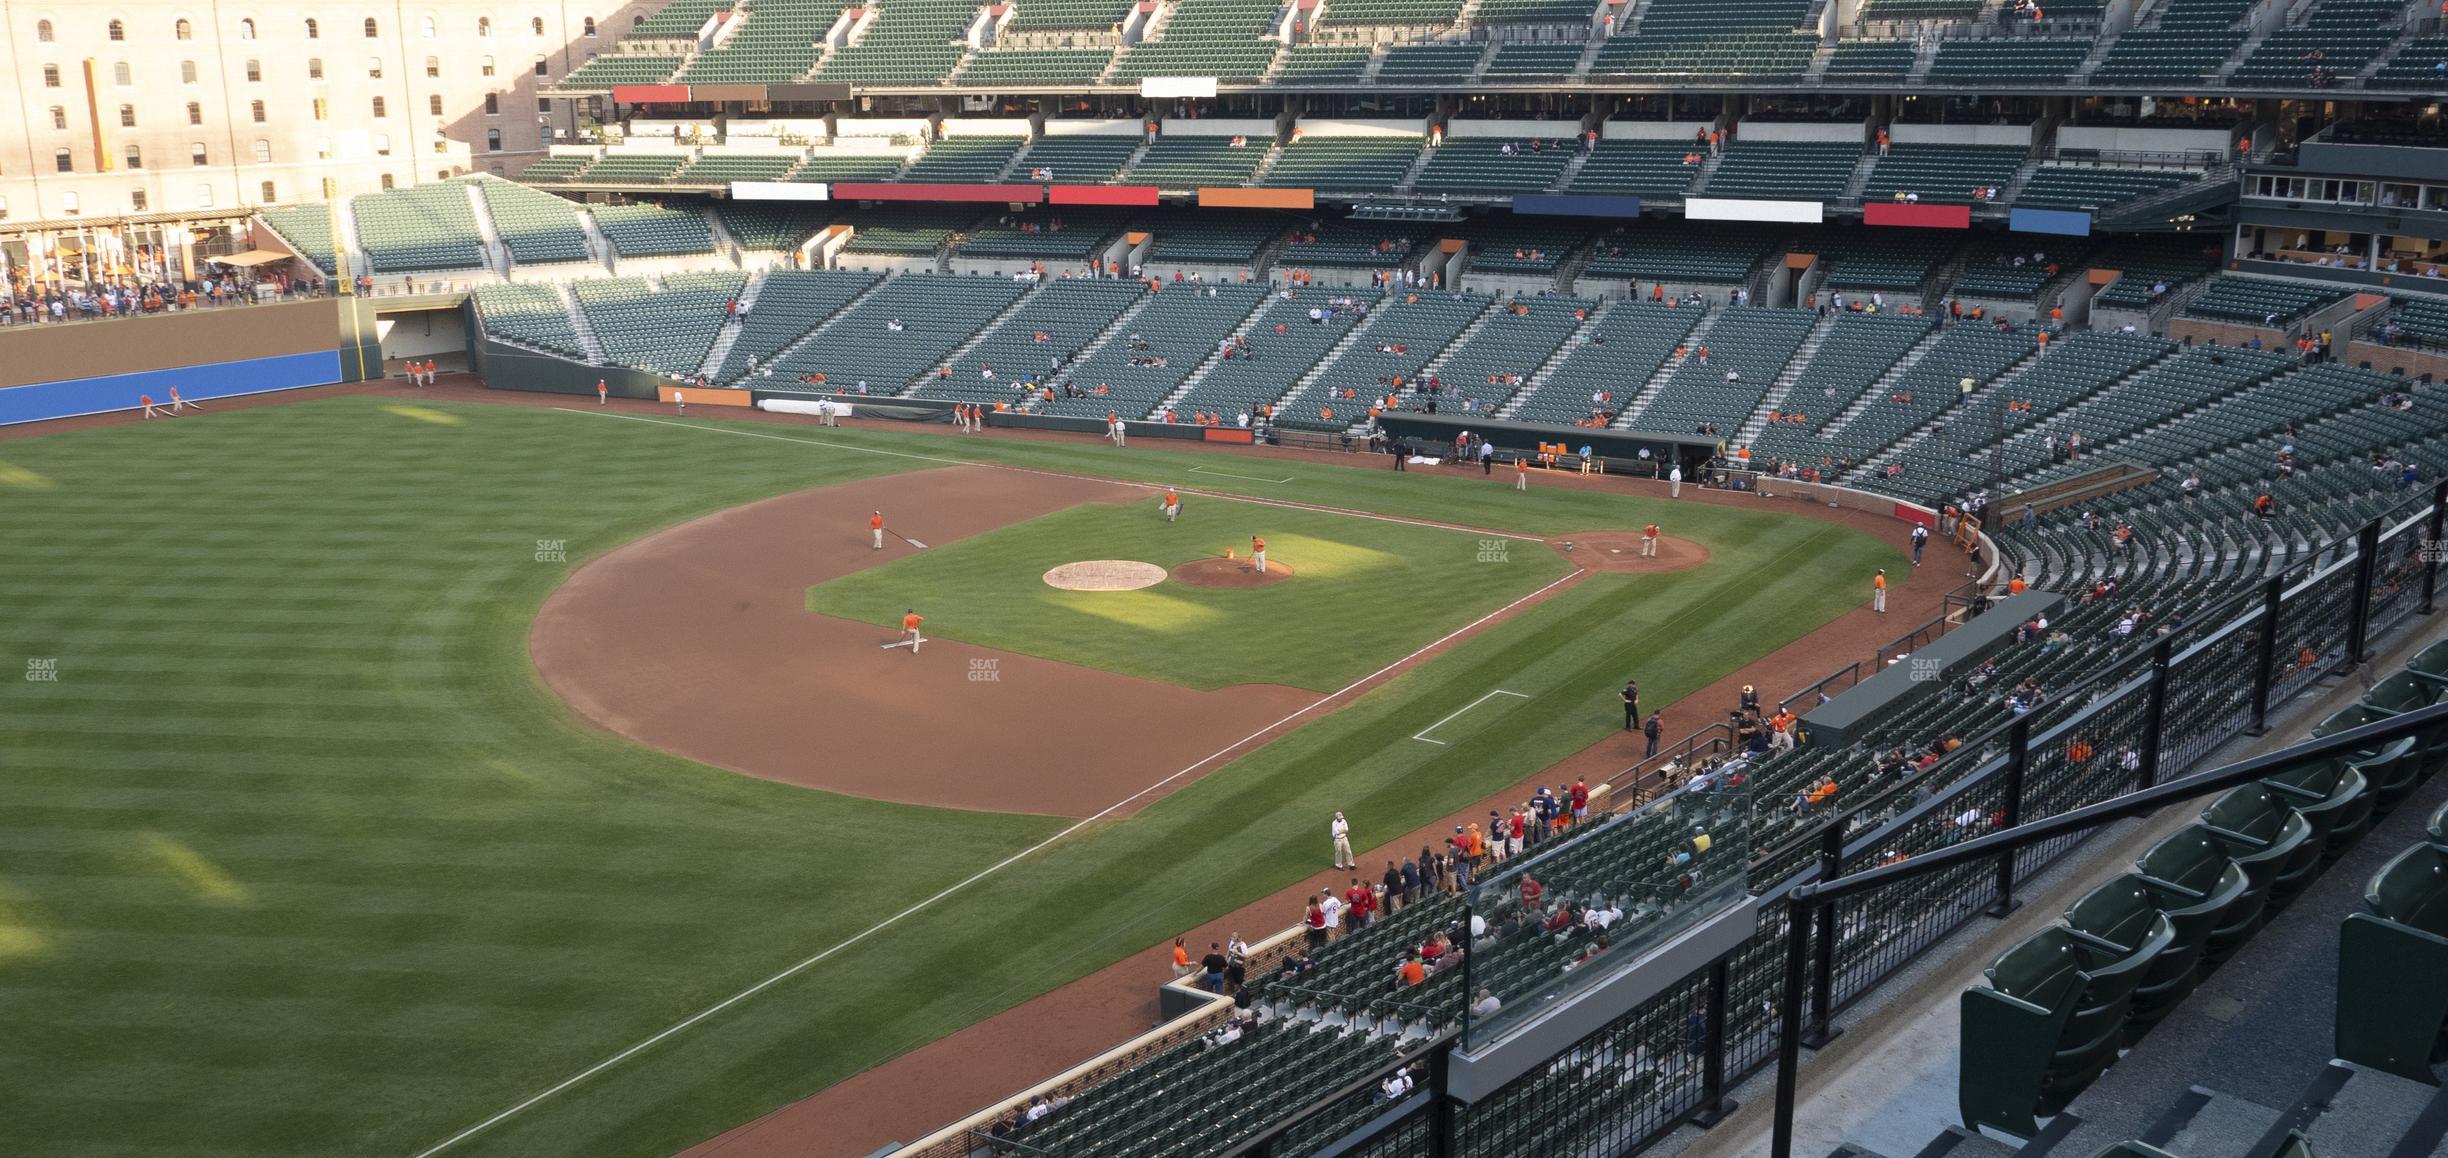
(0, 395, 1906, 1157)
(812, 500, 1573, 691)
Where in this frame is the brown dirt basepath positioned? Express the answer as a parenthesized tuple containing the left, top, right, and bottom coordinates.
(1551, 531, 1709, 573)
(529, 465, 1321, 818)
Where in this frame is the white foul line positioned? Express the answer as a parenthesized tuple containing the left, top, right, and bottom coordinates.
(550, 408, 1546, 543)
(1188, 464, 1295, 485)
(1411, 689, 1533, 746)
(411, 564, 1582, 1157)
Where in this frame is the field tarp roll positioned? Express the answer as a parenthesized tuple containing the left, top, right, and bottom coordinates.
(757, 397, 948, 422)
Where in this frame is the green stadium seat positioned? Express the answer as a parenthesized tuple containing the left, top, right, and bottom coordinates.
(1127, 136, 1274, 188)
(2064, 875, 2199, 1032)
(591, 203, 717, 258)
(1264, 136, 1424, 192)
(678, 0, 849, 85)
(352, 184, 486, 273)
(903, 136, 1027, 182)
(2134, 825, 2262, 968)
(554, 53, 683, 89)
(2201, 784, 2324, 905)
(1413, 138, 1573, 194)
(1011, 132, 1142, 183)
(470, 177, 592, 266)
(1703, 140, 1859, 201)
(473, 282, 585, 358)
(2255, 752, 2377, 860)
(258, 205, 341, 275)
(1862, 144, 2025, 205)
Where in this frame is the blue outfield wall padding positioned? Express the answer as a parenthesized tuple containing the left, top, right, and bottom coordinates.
(0, 349, 343, 426)
(1512, 194, 1642, 218)
(2010, 207, 2093, 237)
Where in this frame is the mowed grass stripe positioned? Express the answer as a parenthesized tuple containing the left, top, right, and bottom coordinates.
(0, 396, 1902, 1156)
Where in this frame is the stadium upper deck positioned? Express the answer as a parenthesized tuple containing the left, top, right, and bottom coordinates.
(537, 0, 2447, 97)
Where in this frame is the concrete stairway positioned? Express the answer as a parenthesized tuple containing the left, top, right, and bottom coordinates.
(695, 269, 770, 378)
(905, 282, 1047, 395)
(553, 281, 607, 361)
(1613, 308, 1721, 427)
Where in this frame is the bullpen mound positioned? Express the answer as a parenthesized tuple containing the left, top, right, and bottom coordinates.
(1044, 560, 1170, 591)
(1173, 557, 1294, 588)
(1551, 531, 1710, 573)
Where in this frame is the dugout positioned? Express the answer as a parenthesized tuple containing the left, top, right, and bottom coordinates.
(1798, 590, 2066, 749)
(1374, 413, 1718, 478)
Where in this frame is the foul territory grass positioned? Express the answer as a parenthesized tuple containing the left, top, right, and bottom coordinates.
(0, 395, 1906, 1157)
(812, 500, 1572, 691)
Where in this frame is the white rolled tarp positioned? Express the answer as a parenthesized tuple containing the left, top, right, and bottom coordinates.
(760, 399, 853, 418)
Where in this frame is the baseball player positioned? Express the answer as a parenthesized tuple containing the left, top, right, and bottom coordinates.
(1642, 523, 1660, 558)
(1331, 812, 1354, 869)
(1163, 488, 1181, 523)
(1108, 412, 1126, 447)
(900, 608, 925, 653)
(1251, 535, 1267, 574)
(674, 389, 687, 416)
(1669, 463, 1683, 498)
(597, 378, 609, 406)
(1873, 568, 1888, 613)
(870, 511, 885, 550)
(1514, 456, 1528, 492)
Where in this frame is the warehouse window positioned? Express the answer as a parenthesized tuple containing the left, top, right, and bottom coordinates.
(371, 95, 387, 117)
(364, 16, 380, 37)
(187, 102, 203, 125)
(55, 148, 74, 172)
(120, 104, 137, 127)
(125, 143, 142, 168)
(49, 106, 67, 130)
(108, 18, 126, 40)
(182, 59, 199, 83)
(36, 19, 54, 41)
(251, 99, 267, 122)
(176, 18, 193, 39)
(304, 17, 319, 38)
(191, 142, 208, 165)
(253, 139, 271, 161)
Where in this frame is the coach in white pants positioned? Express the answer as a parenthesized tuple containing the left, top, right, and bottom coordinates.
(1669, 463, 1682, 498)
(1331, 812, 1354, 869)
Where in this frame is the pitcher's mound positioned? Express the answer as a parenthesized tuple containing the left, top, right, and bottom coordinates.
(1173, 557, 1294, 588)
(1044, 560, 1171, 591)
(1551, 531, 1710, 573)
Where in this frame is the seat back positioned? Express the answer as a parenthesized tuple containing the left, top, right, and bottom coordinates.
(2065, 875, 2162, 954)
(2366, 843, 2448, 937)
(2365, 670, 2448, 715)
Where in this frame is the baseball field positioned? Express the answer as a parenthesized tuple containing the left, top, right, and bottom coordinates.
(0, 392, 1906, 1156)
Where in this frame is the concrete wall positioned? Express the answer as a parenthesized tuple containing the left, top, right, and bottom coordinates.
(1448, 119, 1582, 140)
(2056, 126, 2232, 157)
(2347, 340, 2448, 380)
(0, 298, 338, 389)
(1161, 118, 1275, 138)
(1890, 124, 2038, 149)
(835, 118, 936, 140)
(941, 118, 1035, 138)
(1298, 118, 1431, 137)
(375, 308, 469, 360)
(1043, 119, 1143, 136)
(1734, 120, 1864, 144)
(1606, 119, 1713, 142)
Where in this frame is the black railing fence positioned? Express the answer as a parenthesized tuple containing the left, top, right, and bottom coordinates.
(1275, 480, 2442, 1158)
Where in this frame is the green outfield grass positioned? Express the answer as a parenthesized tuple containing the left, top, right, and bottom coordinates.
(813, 500, 1573, 691)
(0, 396, 1906, 1157)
